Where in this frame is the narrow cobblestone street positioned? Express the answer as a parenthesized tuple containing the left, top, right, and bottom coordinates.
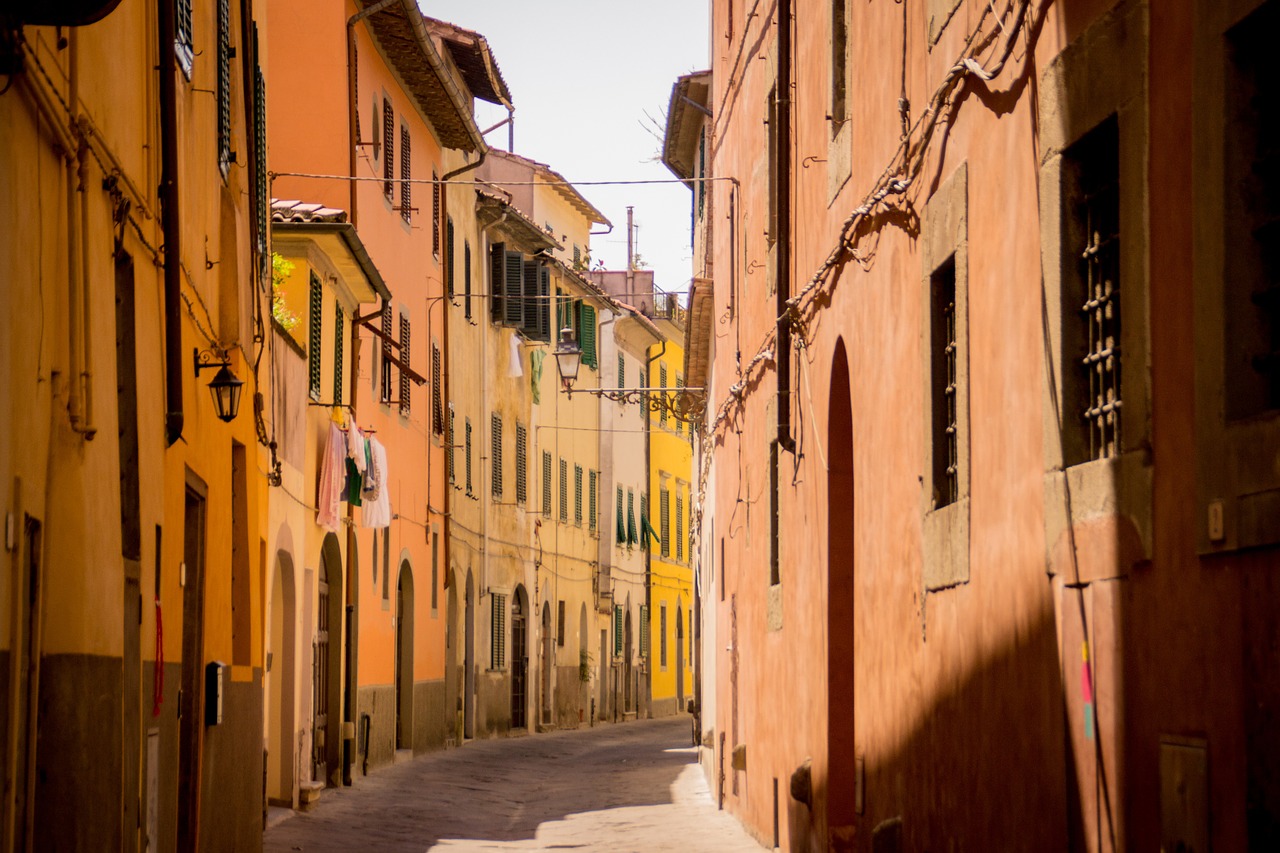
(264, 717, 765, 852)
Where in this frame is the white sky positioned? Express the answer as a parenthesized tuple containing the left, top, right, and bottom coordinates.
(421, 1, 710, 298)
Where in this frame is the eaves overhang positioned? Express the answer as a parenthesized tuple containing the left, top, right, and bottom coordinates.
(683, 276, 714, 387)
(662, 70, 712, 187)
(271, 219, 391, 303)
(477, 189, 560, 255)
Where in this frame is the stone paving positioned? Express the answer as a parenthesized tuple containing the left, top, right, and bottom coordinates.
(264, 716, 766, 852)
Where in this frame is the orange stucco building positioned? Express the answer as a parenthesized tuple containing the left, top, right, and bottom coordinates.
(694, 0, 1280, 849)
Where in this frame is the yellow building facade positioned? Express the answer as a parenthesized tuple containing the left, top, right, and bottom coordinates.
(1, 0, 271, 849)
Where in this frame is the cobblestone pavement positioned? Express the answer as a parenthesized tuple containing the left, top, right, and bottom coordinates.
(264, 716, 766, 853)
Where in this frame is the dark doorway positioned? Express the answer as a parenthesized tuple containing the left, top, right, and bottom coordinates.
(676, 602, 686, 711)
(827, 339, 857, 838)
(540, 602, 553, 726)
(316, 534, 343, 786)
(395, 561, 414, 750)
(464, 571, 475, 738)
(177, 476, 207, 853)
(511, 587, 528, 729)
(624, 608, 633, 713)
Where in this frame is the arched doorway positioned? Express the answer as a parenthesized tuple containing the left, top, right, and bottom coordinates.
(511, 586, 528, 729)
(395, 561, 414, 750)
(676, 601, 686, 711)
(267, 551, 296, 805)
(540, 601, 553, 726)
(827, 339, 857, 837)
(316, 534, 344, 787)
(464, 571, 475, 738)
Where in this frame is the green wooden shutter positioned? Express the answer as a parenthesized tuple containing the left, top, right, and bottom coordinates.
(516, 424, 528, 504)
(660, 487, 670, 557)
(504, 251, 524, 326)
(490, 242, 505, 322)
(542, 451, 553, 516)
(627, 489, 637, 545)
(579, 303, 597, 368)
(676, 492, 684, 561)
(588, 470, 597, 532)
(521, 259, 539, 335)
(537, 265, 551, 341)
(639, 605, 649, 657)
(559, 458, 568, 521)
(574, 465, 583, 525)
(308, 274, 322, 399)
(333, 304, 344, 406)
(465, 418, 473, 494)
(216, 0, 231, 172)
(613, 605, 623, 656)
(616, 486, 625, 543)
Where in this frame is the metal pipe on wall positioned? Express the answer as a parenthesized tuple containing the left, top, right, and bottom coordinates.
(160, 0, 184, 446)
(775, 0, 794, 453)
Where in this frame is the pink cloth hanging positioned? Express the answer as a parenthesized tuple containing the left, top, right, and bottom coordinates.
(317, 422, 346, 531)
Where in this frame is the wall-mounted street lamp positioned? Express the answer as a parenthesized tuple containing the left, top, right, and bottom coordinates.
(193, 347, 244, 423)
(553, 326, 582, 391)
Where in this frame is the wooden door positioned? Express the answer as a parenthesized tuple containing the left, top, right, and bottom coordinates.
(510, 596, 527, 728)
(313, 574, 329, 782)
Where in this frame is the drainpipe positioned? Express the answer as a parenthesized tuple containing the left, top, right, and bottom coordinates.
(65, 30, 95, 439)
(160, 0, 184, 445)
(775, 0, 794, 454)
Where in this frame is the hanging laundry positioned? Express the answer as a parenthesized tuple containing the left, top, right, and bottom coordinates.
(316, 422, 346, 530)
(362, 437, 392, 528)
(344, 424, 366, 507)
(361, 435, 381, 503)
(347, 421, 367, 474)
(530, 349, 545, 405)
(508, 332, 524, 378)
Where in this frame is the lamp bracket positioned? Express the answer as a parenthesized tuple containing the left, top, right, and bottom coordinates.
(193, 347, 231, 377)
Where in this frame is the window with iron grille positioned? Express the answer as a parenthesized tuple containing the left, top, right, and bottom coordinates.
(380, 303, 393, 403)
(448, 405, 455, 484)
(432, 344, 443, 434)
(542, 451, 552, 516)
(574, 465, 583, 525)
(333, 304, 344, 406)
(559, 458, 568, 521)
(659, 363, 669, 427)
(613, 605, 623, 657)
(616, 486, 625, 544)
(930, 258, 959, 506)
(216, 0, 232, 175)
(399, 127, 412, 224)
(432, 171, 441, 256)
(465, 418, 473, 496)
(446, 217, 455, 298)
(516, 424, 528, 504)
(588, 470, 597, 533)
(308, 274, 322, 400)
(639, 605, 649, 657)
(491, 413, 503, 498)
(175, 0, 193, 76)
(464, 240, 473, 320)
(1225, 8, 1280, 419)
(399, 314, 411, 415)
(491, 593, 506, 670)
(660, 487, 670, 557)
(382, 99, 394, 198)
(1065, 116, 1121, 462)
(659, 604, 668, 667)
(556, 600, 565, 647)
(676, 492, 684, 562)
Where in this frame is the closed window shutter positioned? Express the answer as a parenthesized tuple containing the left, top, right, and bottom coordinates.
(639, 605, 649, 657)
(574, 465, 583, 525)
(490, 242, 505, 323)
(448, 406, 455, 484)
(559, 459, 568, 521)
(542, 451, 552, 516)
(640, 494, 651, 550)
(464, 240, 473, 319)
(557, 600, 565, 647)
(254, 64, 268, 275)
(216, 0, 231, 172)
(579, 303, 597, 368)
(333, 305, 344, 405)
(380, 304, 392, 403)
(660, 487, 670, 557)
(504, 252, 524, 326)
(660, 364, 669, 426)
(588, 470, 597, 532)
(431, 171, 440, 254)
(537, 265, 551, 341)
(432, 344, 443, 434)
(522, 259, 539, 335)
(445, 217, 455, 297)
(491, 593, 506, 669)
(618, 353, 625, 388)
(308, 274, 322, 399)
(399, 314, 411, 415)
(491, 414, 503, 497)
(465, 418, 473, 494)
(382, 99, 394, 197)
(660, 606, 668, 667)
(627, 489, 637, 545)
(516, 424, 528, 504)
(616, 486, 625, 543)
(400, 126, 411, 223)
(614, 606, 623, 657)
(676, 492, 684, 561)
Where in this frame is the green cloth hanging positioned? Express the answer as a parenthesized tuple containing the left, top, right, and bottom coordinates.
(530, 349, 545, 405)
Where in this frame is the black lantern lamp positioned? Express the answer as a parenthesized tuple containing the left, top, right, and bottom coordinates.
(193, 347, 245, 423)
(553, 327, 582, 392)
